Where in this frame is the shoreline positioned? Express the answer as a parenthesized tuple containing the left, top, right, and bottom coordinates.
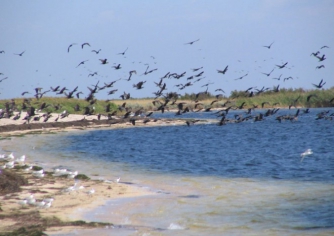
(0, 106, 305, 135)
(0, 112, 195, 136)
(0, 158, 157, 234)
(0, 113, 190, 234)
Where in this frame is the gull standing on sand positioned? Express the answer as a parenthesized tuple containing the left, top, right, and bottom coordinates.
(15, 155, 26, 164)
(18, 199, 28, 206)
(32, 169, 44, 178)
(27, 195, 36, 205)
(5, 161, 15, 169)
(6, 152, 14, 160)
(87, 189, 95, 195)
(35, 200, 46, 208)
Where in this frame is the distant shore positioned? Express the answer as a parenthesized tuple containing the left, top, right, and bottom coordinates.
(0, 106, 314, 135)
(0, 112, 191, 136)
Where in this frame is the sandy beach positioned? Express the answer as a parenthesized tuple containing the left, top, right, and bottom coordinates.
(0, 112, 190, 234)
(0, 111, 192, 136)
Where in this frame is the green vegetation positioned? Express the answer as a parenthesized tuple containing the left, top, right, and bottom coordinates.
(0, 169, 28, 194)
(229, 87, 334, 108)
(0, 211, 112, 236)
(0, 87, 333, 115)
(74, 174, 90, 180)
(0, 97, 118, 115)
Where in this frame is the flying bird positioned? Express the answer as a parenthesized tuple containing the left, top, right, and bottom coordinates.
(0, 50, 4, 53)
(312, 79, 326, 89)
(50, 86, 60, 92)
(81, 42, 90, 48)
(67, 43, 76, 52)
(261, 68, 275, 77)
(0, 77, 8, 82)
(316, 65, 325, 69)
(192, 67, 203, 72)
(112, 64, 121, 70)
(92, 49, 101, 54)
(185, 39, 200, 45)
(320, 45, 329, 49)
(133, 81, 146, 89)
(127, 70, 137, 81)
(215, 88, 225, 93)
(117, 47, 128, 55)
(21, 91, 30, 96)
(263, 41, 274, 49)
(76, 60, 88, 68)
(316, 54, 326, 62)
(14, 51, 25, 56)
(307, 94, 318, 102)
(99, 59, 108, 64)
(234, 73, 248, 80)
(310, 51, 320, 57)
(217, 65, 228, 74)
(276, 62, 288, 69)
(142, 65, 157, 75)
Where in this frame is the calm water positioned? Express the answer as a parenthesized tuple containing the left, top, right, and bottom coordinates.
(1, 108, 334, 235)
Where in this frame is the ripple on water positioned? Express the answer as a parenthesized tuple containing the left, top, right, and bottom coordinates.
(2, 108, 334, 235)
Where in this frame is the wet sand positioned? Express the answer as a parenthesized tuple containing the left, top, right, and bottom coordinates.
(0, 112, 189, 234)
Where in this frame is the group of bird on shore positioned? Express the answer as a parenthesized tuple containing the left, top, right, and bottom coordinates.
(0, 40, 332, 126)
(0, 150, 122, 210)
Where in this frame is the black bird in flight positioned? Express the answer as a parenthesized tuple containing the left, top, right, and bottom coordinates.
(310, 51, 320, 57)
(307, 94, 318, 102)
(185, 39, 200, 45)
(234, 73, 248, 80)
(92, 49, 101, 54)
(142, 66, 157, 75)
(192, 67, 203, 72)
(50, 86, 60, 92)
(21, 91, 30, 96)
(276, 62, 288, 69)
(82, 42, 90, 49)
(14, 51, 25, 56)
(0, 50, 4, 53)
(273, 74, 282, 80)
(316, 65, 325, 69)
(312, 79, 326, 89)
(76, 60, 88, 68)
(320, 45, 329, 49)
(99, 59, 108, 64)
(215, 88, 225, 93)
(67, 43, 76, 53)
(88, 72, 98, 77)
(261, 68, 275, 76)
(117, 47, 128, 55)
(217, 65, 228, 74)
(316, 54, 326, 62)
(112, 64, 121, 70)
(263, 41, 274, 49)
(0, 77, 8, 82)
(127, 70, 137, 81)
(133, 81, 146, 89)
(108, 89, 118, 95)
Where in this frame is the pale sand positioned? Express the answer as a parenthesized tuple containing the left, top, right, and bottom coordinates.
(0, 165, 155, 232)
(0, 111, 195, 136)
(0, 112, 193, 233)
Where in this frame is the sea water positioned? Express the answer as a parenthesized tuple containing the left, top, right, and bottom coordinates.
(1, 108, 334, 235)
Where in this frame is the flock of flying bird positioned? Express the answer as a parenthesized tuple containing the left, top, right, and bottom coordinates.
(0, 40, 333, 126)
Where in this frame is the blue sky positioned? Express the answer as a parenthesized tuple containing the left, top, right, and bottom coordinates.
(0, 1, 333, 100)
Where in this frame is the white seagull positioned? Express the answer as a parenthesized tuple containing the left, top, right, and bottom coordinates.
(300, 149, 313, 162)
